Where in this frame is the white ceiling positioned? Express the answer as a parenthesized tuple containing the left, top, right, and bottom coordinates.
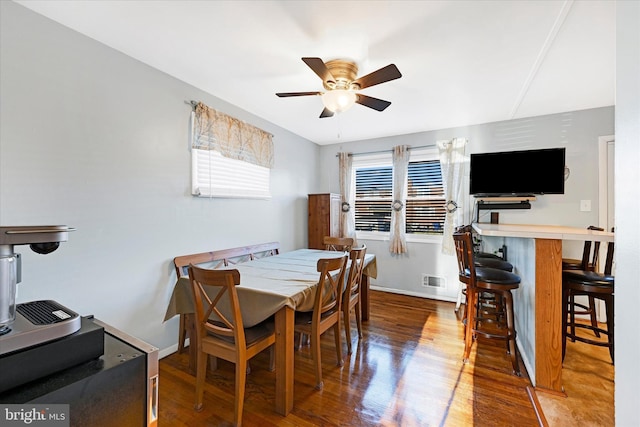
(15, 0, 615, 145)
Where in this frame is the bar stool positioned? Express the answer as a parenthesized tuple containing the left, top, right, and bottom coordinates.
(453, 228, 522, 376)
(454, 225, 513, 311)
(562, 237, 615, 364)
(562, 226, 604, 337)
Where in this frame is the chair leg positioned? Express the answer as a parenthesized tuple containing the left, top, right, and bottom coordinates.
(194, 351, 207, 412)
(503, 290, 520, 376)
(178, 314, 187, 353)
(344, 306, 353, 355)
(355, 299, 363, 338)
(235, 358, 247, 427)
(605, 294, 614, 364)
(463, 288, 476, 363)
(562, 286, 569, 362)
(333, 322, 343, 367)
(311, 332, 323, 390)
(569, 293, 577, 341)
(588, 296, 601, 338)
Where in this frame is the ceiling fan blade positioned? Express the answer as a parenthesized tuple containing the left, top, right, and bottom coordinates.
(319, 108, 334, 118)
(276, 91, 322, 97)
(302, 57, 335, 83)
(352, 64, 402, 89)
(355, 94, 392, 112)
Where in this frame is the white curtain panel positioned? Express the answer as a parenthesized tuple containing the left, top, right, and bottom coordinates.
(389, 145, 410, 254)
(338, 152, 357, 244)
(437, 138, 468, 255)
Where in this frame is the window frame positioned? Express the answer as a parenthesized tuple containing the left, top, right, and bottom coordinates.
(352, 148, 444, 244)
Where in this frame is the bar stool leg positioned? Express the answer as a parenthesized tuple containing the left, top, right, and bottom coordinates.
(463, 288, 476, 363)
(503, 290, 520, 376)
(605, 294, 614, 364)
(562, 286, 569, 361)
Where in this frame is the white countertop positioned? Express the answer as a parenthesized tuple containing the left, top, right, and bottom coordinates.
(472, 223, 614, 242)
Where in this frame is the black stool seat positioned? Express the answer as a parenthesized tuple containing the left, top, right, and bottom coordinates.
(563, 270, 614, 287)
(476, 252, 503, 259)
(562, 258, 583, 270)
(475, 258, 513, 272)
(475, 267, 520, 285)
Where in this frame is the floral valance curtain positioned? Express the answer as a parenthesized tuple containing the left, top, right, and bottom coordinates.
(192, 101, 274, 168)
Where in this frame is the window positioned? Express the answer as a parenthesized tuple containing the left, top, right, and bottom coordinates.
(192, 149, 270, 199)
(189, 102, 273, 199)
(353, 149, 445, 235)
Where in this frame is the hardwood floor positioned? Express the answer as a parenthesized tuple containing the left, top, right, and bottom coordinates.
(535, 322, 614, 426)
(159, 291, 612, 426)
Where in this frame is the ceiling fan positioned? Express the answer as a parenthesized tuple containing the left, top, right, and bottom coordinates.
(276, 57, 402, 118)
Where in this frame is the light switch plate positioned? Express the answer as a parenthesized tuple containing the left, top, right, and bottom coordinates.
(580, 199, 592, 212)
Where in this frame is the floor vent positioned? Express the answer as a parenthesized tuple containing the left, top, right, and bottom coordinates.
(422, 274, 445, 288)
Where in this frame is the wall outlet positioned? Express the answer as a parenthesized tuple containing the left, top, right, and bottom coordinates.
(580, 200, 592, 212)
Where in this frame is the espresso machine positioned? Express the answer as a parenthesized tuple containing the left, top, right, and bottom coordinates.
(0, 225, 107, 394)
(0, 225, 80, 353)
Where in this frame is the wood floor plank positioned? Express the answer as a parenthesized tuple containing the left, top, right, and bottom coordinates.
(159, 291, 609, 426)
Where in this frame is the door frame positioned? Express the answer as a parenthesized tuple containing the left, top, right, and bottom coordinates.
(598, 134, 615, 232)
(597, 134, 614, 320)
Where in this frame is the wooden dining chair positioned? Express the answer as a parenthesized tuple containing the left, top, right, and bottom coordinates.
(323, 236, 354, 252)
(188, 265, 276, 427)
(343, 245, 367, 355)
(294, 254, 348, 390)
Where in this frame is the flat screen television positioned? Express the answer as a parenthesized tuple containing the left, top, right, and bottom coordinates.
(469, 147, 566, 196)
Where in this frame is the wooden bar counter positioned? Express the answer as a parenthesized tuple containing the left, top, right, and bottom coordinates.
(472, 223, 614, 395)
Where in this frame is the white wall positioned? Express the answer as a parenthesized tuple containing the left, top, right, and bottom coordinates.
(615, 1, 640, 425)
(0, 2, 320, 352)
(318, 107, 614, 301)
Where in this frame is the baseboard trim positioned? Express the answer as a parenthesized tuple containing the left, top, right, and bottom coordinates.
(370, 285, 458, 303)
(526, 385, 550, 427)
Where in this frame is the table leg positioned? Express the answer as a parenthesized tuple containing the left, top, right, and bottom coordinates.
(361, 274, 370, 321)
(275, 306, 294, 415)
(185, 313, 196, 375)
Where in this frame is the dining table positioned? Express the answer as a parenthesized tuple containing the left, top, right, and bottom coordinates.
(163, 248, 377, 416)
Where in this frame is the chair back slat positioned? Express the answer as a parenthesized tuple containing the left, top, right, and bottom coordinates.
(453, 227, 476, 285)
(323, 236, 354, 252)
(314, 255, 348, 320)
(604, 227, 615, 275)
(582, 226, 605, 271)
(344, 245, 367, 304)
(188, 266, 244, 345)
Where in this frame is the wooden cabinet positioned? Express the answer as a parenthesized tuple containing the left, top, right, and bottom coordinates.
(308, 193, 342, 249)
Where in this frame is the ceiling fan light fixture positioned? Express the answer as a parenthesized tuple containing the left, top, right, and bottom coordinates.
(321, 89, 357, 113)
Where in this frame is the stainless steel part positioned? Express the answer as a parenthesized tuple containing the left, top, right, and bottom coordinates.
(0, 226, 75, 330)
